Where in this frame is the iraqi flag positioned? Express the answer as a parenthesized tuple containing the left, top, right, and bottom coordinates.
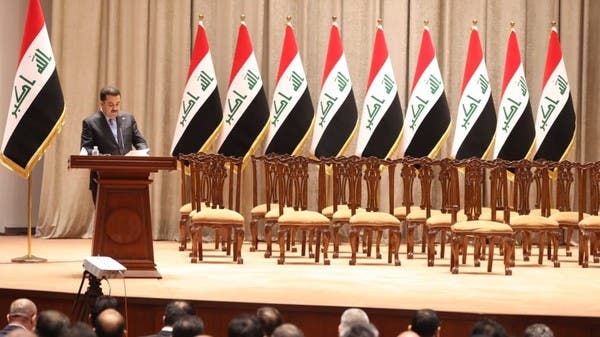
(1, 0, 64, 179)
(355, 22, 403, 159)
(264, 20, 313, 155)
(493, 26, 535, 160)
(451, 24, 496, 160)
(532, 25, 576, 161)
(309, 18, 358, 158)
(215, 19, 269, 165)
(400, 24, 451, 158)
(171, 16, 222, 156)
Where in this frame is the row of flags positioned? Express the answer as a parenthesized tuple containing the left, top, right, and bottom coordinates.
(170, 17, 576, 170)
(0, 0, 576, 180)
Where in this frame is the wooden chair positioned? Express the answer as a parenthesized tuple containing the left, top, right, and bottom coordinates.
(249, 154, 281, 253)
(177, 153, 194, 251)
(579, 161, 600, 267)
(270, 155, 331, 264)
(449, 158, 514, 275)
(508, 160, 561, 267)
(347, 157, 402, 266)
(189, 153, 245, 264)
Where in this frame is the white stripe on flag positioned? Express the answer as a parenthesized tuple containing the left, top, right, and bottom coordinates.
(310, 55, 353, 154)
(216, 54, 264, 150)
(355, 59, 397, 155)
(265, 54, 307, 145)
(534, 62, 570, 149)
(451, 62, 492, 157)
(2, 26, 56, 151)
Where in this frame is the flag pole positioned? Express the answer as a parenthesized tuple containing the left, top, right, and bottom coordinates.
(12, 174, 47, 263)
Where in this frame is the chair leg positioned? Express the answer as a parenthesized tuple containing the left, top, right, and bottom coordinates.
(474, 237, 481, 268)
(277, 227, 287, 265)
(290, 228, 297, 252)
(427, 228, 437, 267)
(440, 229, 446, 259)
(366, 230, 373, 257)
(314, 229, 321, 263)
(249, 218, 258, 252)
(376, 230, 383, 259)
(390, 229, 401, 266)
(538, 232, 546, 265)
(461, 236, 468, 265)
(451, 234, 460, 274)
(421, 222, 427, 253)
(234, 227, 244, 264)
(504, 237, 513, 275)
(322, 229, 331, 265)
(349, 228, 359, 265)
(487, 237, 495, 272)
(565, 227, 573, 256)
(406, 222, 415, 259)
(179, 215, 188, 251)
(332, 223, 341, 258)
(552, 231, 560, 267)
(190, 226, 198, 263)
(264, 222, 273, 258)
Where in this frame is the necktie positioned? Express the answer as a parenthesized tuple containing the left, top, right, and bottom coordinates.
(108, 119, 118, 143)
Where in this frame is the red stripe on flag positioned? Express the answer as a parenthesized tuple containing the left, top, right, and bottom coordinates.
(366, 26, 389, 88)
(229, 23, 253, 86)
(460, 27, 484, 94)
(501, 29, 522, 95)
(187, 22, 210, 80)
(276, 23, 299, 83)
(19, 0, 45, 62)
(411, 27, 435, 91)
(542, 28, 563, 87)
(321, 23, 344, 87)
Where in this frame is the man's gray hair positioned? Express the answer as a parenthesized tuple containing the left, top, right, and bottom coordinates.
(524, 324, 554, 337)
(340, 309, 372, 337)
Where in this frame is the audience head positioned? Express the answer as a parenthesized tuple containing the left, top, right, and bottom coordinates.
(34, 310, 70, 337)
(469, 319, 508, 337)
(256, 306, 283, 337)
(397, 331, 420, 337)
(165, 301, 196, 326)
(94, 308, 125, 337)
(172, 314, 204, 337)
(341, 323, 378, 337)
(409, 309, 440, 337)
(7, 298, 37, 331)
(89, 295, 119, 328)
(524, 323, 554, 337)
(62, 322, 96, 337)
(228, 314, 262, 337)
(271, 324, 303, 337)
(339, 308, 370, 337)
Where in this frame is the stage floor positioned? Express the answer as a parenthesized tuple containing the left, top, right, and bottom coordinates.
(1, 236, 599, 318)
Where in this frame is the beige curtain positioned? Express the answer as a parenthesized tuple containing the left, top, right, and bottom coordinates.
(38, 0, 600, 239)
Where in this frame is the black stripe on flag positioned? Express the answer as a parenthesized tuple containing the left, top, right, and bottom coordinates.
(533, 95, 576, 161)
(219, 91, 269, 157)
(361, 95, 403, 158)
(171, 89, 222, 156)
(455, 96, 496, 159)
(404, 92, 451, 158)
(265, 89, 313, 154)
(3, 70, 63, 168)
(497, 102, 535, 161)
(314, 90, 358, 158)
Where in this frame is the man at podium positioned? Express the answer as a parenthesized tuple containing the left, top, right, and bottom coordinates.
(80, 86, 148, 203)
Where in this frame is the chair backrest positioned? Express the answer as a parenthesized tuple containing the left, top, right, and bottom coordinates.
(552, 160, 577, 212)
(438, 158, 456, 215)
(330, 156, 363, 214)
(399, 157, 418, 214)
(178, 153, 196, 206)
(270, 154, 322, 214)
(511, 159, 552, 216)
(252, 154, 282, 212)
(460, 158, 486, 221)
(582, 161, 600, 216)
(191, 153, 243, 212)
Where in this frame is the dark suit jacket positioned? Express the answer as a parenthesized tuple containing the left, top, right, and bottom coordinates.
(81, 111, 148, 190)
(0, 324, 24, 337)
(141, 327, 172, 337)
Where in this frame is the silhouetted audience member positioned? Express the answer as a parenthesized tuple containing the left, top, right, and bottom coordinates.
(172, 315, 204, 337)
(6, 330, 36, 337)
(256, 307, 282, 337)
(271, 324, 303, 337)
(95, 308, 125, 337)
(409, 309, 440, 337)
(396, 331, 419, 337)
(145, 301, 196, 337)
(338, 308, 371, 337)
(1, 298, 38, 337)
(341, 323, 378, 337)
(228, 314, 262, 337)
(524, 324, 554, 337)
(34, 310, 69, 337)
(89, 296, 119, 329)
(61, 322, 96, 337)
(469, 319, 508, 337)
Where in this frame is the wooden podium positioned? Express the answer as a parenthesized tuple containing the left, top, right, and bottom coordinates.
(69, 155, 176, 278)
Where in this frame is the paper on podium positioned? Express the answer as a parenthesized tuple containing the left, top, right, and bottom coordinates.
(125, 148, 150, 156)
(79, 147, 88, 155)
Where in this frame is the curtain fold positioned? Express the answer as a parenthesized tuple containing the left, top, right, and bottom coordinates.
(39, 0, 599, 239)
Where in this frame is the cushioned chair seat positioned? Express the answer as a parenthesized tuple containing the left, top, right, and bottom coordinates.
(180, 202, 193, 214)
(479, 209, 519, 221)
(332, 206, 365, 221)
(451, 220, 513, 234)
(579, 215, 600, 229)
(349, 212, 402, 225)
(264, 206, 296, 221)
(279, 210, 331, 225)
(251, 203, 279, 216)
(528, 208, 559, 216)
(406, 209, 442, 221)
(510, 215, 559, 229)
(191, 208, 244, 225)
(393, 206, 422, 218)
(549, 211, 590, 224)
(426, 213, 468, 228)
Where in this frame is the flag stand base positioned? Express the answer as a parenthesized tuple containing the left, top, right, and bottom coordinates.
(11, 254, 47, 263)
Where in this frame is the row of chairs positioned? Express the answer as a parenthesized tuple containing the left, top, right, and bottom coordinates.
(176, 153, 600, 274)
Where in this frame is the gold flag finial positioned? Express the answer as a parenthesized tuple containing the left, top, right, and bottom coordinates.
(286, 15, 292, 23)
(240, 14, 246, 22)
(424, 19, 430, 26)
(510, 21, 515, 28)
(472, 19, 478, 26)
(377, 18, 383, 25)
(551, 21, 557, 27)
(199, 15, 204, 22)
(332, 16, 337, 22)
